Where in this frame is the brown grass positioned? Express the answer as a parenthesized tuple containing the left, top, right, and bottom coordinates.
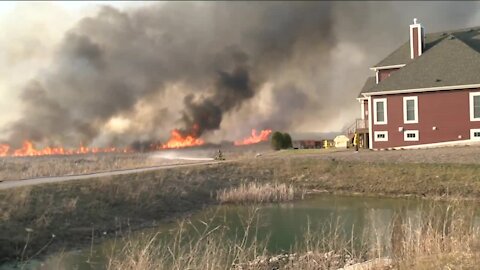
(3, 155, 480, 263)
(0, 152, 210, 181)
(105, 207, 361, 270)
(107, 208, 265, 270)
(216, 182, 297, 204)
(105, 203, 480, 270)
(393, 204, 480, 269)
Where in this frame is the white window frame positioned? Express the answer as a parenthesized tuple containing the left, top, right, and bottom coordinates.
(374, 131, 388, 142)
(469, 92, 480, 121)
(373, 98, 388, 125)
(403, 96, 418, 124)
(404, 130, 419, 141)
(470, 129, 480, 140)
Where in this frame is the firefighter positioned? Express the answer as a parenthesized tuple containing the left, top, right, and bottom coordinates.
(215, 149, 224, 160)
(353, 132, 359, 152)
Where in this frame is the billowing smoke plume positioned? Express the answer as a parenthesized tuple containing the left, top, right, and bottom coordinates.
(3, 2, 480, 147)
(181, 56, 255, 137)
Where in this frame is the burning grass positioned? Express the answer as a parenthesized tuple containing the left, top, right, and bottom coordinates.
(0, 140, 131, 157)
(234, 129, 272, 146)
(216, 182, 297, 204)
(0, 144, 272, 181)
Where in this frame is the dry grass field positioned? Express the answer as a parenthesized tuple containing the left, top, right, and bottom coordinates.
(3, 143, 480, 182)
(2, 151, 480, 262)
(0, 143, 271, 181)
(2, 144, 480, 267)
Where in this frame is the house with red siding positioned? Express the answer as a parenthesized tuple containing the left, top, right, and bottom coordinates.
(356, 18, 480, 150)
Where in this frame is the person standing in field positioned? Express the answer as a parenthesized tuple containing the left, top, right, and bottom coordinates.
(353, 132, 359, 152)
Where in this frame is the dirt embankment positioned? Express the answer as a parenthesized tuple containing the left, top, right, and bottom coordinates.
(2, 152, 480, 262)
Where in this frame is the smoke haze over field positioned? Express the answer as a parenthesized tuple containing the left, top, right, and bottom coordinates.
(1, 1, 480, 147)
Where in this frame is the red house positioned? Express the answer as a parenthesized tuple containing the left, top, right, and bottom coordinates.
(356, 18, 480, 150)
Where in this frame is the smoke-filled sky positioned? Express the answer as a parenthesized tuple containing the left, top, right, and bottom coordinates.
(1, 1, 480, 147)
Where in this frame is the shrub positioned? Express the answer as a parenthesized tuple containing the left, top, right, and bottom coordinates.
(271, 131, 292, 150)
(283, 133, 293, 149)
(271, 132, 284, 150)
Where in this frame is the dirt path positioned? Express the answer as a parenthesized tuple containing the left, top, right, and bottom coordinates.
(0, 160, 225, 190)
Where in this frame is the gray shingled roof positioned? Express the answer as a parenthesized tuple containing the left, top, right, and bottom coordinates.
(358, 76, 375, 97)
(373, 26, 480, 68)
(363, 35, 480, 94)
(359, 26, 480, 95)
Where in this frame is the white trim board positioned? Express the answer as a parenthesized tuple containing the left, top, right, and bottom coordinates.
(410, 25, 415, 59)
(369, 64, 406, 71)
(363, 83, 480, 97)
(368, 96, 373, 149)
(391, 139, 480, 150)
(360, 100, 365, 120)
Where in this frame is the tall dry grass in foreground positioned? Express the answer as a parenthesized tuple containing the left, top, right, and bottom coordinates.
(106, 210, 366, 270)
(393, 205, 480, 269)
(107, 208, 266, 270)
(216, 182, 298, 204)
(106, 203, 480, 270)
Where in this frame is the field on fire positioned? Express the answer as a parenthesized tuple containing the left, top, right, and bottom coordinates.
(0, 142, 272, 182)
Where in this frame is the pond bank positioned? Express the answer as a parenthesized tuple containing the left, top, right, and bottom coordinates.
(14, 194, 480, 269)
(2, 155, 480, 263)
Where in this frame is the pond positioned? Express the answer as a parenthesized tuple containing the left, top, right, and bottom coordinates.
(2, 194, 479, 269)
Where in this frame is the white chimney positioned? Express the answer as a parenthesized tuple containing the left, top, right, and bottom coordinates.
(409, 18, 424, 59)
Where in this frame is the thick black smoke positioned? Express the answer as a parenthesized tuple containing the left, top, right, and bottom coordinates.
(181, 60, 255, 137)
(3, 2, 480, 147)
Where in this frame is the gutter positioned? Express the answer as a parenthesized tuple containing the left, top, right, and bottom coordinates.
(369, 64, 406, 71)
(362, 83, 480, 97)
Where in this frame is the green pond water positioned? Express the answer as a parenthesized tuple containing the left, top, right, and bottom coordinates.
(3, 194, 480, 269)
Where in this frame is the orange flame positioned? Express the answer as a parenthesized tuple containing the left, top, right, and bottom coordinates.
(161, 129, 204, 149)
(234, 129, 272, 146)
(0, 140, 131, 157)
(0, 144, 9, 157)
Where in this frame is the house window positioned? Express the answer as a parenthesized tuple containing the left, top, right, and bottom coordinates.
(373, 98, 387, 125)
(470, 129, 480, 140)
(469, 92, 480, 121)
(374, 131, 388, 142)
(403, 96, 418, 124)
(404, 130, 419, 141)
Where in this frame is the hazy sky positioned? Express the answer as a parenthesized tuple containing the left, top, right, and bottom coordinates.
(1, 1, 480, 146)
